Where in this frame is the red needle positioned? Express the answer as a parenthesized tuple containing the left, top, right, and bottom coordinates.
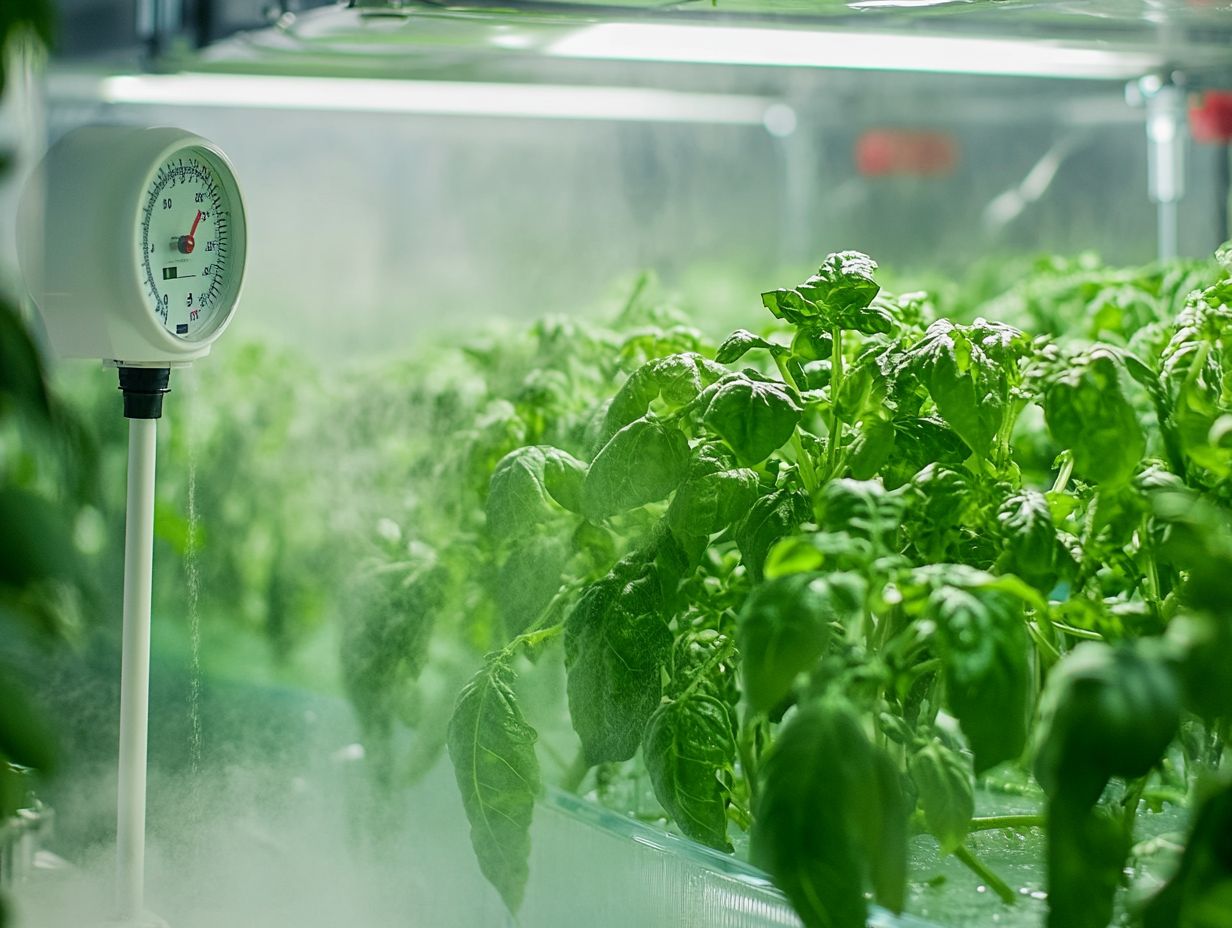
(178, 210, 203, 254)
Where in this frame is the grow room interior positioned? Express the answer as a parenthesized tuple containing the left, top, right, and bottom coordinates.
(1, 1, 1231, 926)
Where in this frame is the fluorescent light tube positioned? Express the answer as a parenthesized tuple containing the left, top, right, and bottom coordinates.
(83, 73, 783, 126)
(548, 23, 1160, 80)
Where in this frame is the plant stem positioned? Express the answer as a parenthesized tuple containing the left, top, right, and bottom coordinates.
(728, 801, 752, 831)
(1139, 514, 1162, 616)
(1025, 621, 1063, 666)
(1050, 453, 1074, 495)
(792, 432, 820, 499)
(968, 814, 1046, 833)
(500, 585, 577, 658)
(825, 325, 844, 479)
(954, 843, 1017, 905)
(738, 709, 761, 808)
(1122, 777, 1148, 836)
(773, 354, 820, 501)
(502, 579, 584, 658)
(1182, 339, 1212, 397)
(1143, 786, 1188, 807)
(559, 749, 590, 793)
(993, 398, 1025, 473)
(1074, 489, 1102, 595)
(503, 621, 564, 657)
(1048, 621, 1104, 641)
(903, 657, 943, 686)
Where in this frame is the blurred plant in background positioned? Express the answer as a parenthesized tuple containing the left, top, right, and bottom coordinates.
(0, 4, 91, 924)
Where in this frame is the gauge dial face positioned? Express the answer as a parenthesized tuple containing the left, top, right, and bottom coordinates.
(138, 147, 241, 341)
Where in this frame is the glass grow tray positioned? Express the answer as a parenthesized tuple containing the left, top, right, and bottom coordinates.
(7, 758, 1185, 928)
(524, 787, 938, 928)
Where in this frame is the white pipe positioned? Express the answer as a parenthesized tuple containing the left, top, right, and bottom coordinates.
(116, 416, 157, 923)
(1157, 199, 1180, 262)
(1144, 78, 1187, 262)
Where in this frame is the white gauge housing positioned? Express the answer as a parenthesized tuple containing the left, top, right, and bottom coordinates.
(18, 126, 248, 365)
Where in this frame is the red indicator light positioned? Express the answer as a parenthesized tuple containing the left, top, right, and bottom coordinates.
(1190, 91, 1232, 144)
(855, 130, 959, 178)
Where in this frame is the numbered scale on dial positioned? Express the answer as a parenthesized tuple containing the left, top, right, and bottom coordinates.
(140, 151, 237, 340)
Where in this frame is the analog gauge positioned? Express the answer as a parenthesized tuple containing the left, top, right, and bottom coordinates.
(138, 146, 244, 341)
(18, 126, 249, 363)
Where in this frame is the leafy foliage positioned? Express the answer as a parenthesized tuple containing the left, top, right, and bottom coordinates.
(1045, 351, 1145, 486)
(910, 740, 974, 855)
(1034, 642, 1180, 808)
(0, 11, 94, 916)
(751, 697, 907, 928)
(415, 246, 1232, 926)
(446, 658, 541, 914)
(565, 555, 674, 765)
(698, 371, 802, 465)
(736, 572, 863, 713)
(0, 0, 53, 102)
(50, 238, 1232, 927)
(924, 572, 1033, 773)
(582, 417, 689, 519)
(643, 693, 735, 851)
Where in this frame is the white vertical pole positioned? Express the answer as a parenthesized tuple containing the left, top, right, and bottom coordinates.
(117, 416, 158, 923)
(1144, 76, 1187, 262)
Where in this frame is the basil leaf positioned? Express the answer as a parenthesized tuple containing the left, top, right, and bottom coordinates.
(1033, 642, 1180, 808)
(564, 559, 673, 764)
(735, 487, 814, 582)
(761, 288, 820, 329)
(600, 352, 726, 443)
(995, 490, 1068, 592)
(902, 318, 1028, 461)
(752, 697, 907, 928)
(817, 478, 908, 552)
(882, 416, 970, 488)
(699, 371, 803, 466)
(762, 252, 885, 335)
(801, 254, 888, 334)
(542, 448, 587, 513)
(582, 416, 689, 520)
(715, 329, 785, 364)
(926, 579, 1031, 773)
(486, 445, 584, 542)
(1046, 804, 1129, 928)
(737, 572, 865, 713)
(666, 446, 759, 538)
(797, 251, 881, 315)
(1044, 352, 1145, 487)
(495, 532, 568, 637)
(903, 464, 974, 563)
(669, 631, 739, 708)
(643, 693, 735, 851)
(790, 329, 833, 361)
(447, 658, 540, 914)
(847, 417, 896, 480)
(654, 352, 726, 407)
(909, 740, 974, 854)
